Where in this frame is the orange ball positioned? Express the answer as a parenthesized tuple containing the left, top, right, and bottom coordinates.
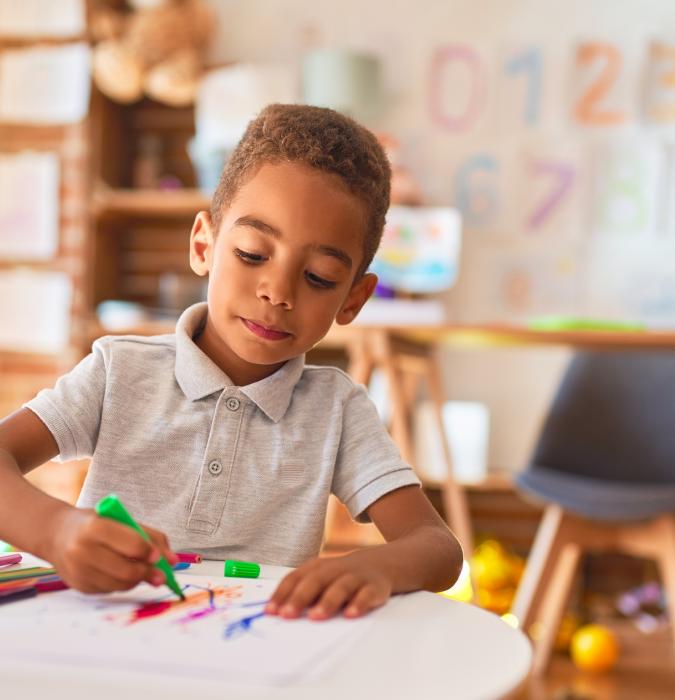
(570, 624, 619, 673)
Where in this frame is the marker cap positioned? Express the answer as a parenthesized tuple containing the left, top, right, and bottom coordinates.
(224, 560, 260, 578)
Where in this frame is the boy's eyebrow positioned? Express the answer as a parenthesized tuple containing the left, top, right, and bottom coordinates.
(312, 244, 352, 269)
(234, 215, 353, 269)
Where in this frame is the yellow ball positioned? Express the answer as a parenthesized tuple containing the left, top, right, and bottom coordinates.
(570, 624, 619, 673)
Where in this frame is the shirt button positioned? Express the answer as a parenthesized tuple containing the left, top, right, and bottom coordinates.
(208, 459, 223, 476)
(226, 397, 240, 411)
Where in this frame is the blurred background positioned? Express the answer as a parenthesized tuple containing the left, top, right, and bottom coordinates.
(2, 0, 675, 696)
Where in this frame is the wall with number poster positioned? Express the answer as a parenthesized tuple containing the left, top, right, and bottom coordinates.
(208, 0, 675, 468)
(209, 0, 675, 326)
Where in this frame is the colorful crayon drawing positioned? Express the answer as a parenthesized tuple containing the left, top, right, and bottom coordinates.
(0, 574, 374, 685)
(371, 205, 461, 293)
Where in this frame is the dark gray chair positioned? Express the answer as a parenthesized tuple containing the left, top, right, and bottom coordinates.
(510, 351, 675, 675)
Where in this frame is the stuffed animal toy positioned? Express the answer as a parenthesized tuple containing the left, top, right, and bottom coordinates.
(91, 0, 213, 107)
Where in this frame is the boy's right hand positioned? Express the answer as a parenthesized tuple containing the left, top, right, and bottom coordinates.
(48, 506, 178, 594)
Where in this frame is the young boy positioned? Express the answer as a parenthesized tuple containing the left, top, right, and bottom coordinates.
(0, 104, 462, 620)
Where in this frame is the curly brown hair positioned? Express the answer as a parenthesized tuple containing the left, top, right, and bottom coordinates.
(210, 103, 391, 278)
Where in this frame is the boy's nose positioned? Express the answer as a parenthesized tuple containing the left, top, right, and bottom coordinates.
(257, 280, 294, 309)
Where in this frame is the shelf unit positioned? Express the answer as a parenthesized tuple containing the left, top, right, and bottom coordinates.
(88, 91, 204, 324)
(0, 26, 93, 504)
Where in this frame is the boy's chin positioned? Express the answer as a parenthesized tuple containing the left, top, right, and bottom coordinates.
(234, 343, 296, 367)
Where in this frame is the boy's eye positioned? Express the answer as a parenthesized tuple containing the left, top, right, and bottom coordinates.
(305, 272, 337, 289)
(234, 248, 266, 263)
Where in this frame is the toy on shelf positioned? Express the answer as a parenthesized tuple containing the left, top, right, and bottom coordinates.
(91, 0, 214, 106)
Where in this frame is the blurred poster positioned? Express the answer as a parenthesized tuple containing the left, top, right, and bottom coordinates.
(0, 0, 85, 38)
(0, 43, 91, 124)
(0, 270, 72, 353)
(0, 152, 60, 260)
(590, 139, 664, 238)
(371, 206, 462, 293)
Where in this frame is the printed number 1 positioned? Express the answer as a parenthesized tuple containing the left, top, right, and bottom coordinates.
(505, 48, 542, 126)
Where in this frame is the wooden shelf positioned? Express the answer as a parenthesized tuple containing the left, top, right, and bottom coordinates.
(93, 188, 210, 218)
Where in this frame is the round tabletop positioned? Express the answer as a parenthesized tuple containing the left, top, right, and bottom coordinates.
(1, 560, 531, 700)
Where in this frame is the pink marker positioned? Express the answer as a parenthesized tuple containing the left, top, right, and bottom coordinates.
(0, 553, 22, 568)
(176, 552, 202, 564)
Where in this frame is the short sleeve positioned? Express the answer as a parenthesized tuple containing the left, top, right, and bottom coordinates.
(332, 384, 421, 522)
(23, 341, 107, 461)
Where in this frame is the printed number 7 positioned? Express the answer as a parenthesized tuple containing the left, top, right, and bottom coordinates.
(527, 161, 575, 231)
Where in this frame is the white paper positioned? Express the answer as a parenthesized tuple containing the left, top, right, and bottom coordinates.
(356, 298, 446, 325)
(0, 43, 91, 124)
(0, 0, 85, 38)
(0, 152, 59, 260)
(0, 574, 372, 686)
(0, 270, 72, 353)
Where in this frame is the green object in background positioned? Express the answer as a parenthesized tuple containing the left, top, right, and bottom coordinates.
(224, 560, 260, 578)
(0, 541, 14, 553)
(528, 316, 646, 332)
(95, 494, 185, 600)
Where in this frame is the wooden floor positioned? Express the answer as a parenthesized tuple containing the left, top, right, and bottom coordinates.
(517, 618, 675, 699)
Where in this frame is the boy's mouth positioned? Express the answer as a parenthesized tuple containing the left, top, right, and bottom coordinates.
(240, 318, 292, 341)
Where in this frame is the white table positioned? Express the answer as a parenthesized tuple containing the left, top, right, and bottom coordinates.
(0, 558, 531, 700)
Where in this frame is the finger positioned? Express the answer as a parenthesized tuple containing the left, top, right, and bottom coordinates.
(308, 574, 362, 620)
(70, 558, 152, 594)
(87, 544, 161, 589)
(265, 569, 305, 614)
(88, 518, 155, 562)
(277, 571, 332, 618)
(141, 524, 178, 564)
(343, 583, 389, 618)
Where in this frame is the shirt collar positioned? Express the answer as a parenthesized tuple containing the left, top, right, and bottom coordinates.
(174, 303, 305, 422)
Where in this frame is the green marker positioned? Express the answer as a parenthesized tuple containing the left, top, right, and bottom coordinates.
(95, 494, 185, 600)
(224, 560, 260, 578)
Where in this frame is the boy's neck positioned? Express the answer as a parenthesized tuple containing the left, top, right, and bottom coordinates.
(194, 318, 287, 387)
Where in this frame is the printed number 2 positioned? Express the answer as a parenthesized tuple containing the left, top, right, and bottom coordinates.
(575, 42, 626, 125)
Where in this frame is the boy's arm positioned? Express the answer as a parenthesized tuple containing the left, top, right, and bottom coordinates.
(0, 408, 177, 591)
(266, 485, 463, 620)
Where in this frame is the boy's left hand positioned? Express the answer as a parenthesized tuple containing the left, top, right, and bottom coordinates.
(265, 553, 392, 620)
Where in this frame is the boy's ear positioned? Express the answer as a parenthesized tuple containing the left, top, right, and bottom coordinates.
(335, 273, 378, 326)
(189, 211, 215, 276)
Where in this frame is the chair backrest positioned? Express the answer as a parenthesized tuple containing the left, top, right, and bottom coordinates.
(530, 351, 675, 485)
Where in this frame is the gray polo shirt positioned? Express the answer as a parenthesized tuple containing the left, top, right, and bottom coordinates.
(25, 303, 420, 566)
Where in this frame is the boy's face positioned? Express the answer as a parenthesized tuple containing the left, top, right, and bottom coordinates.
(189, 162, 377, 377)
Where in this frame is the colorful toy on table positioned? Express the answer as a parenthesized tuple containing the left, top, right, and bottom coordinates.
(95, 493, 185, 600)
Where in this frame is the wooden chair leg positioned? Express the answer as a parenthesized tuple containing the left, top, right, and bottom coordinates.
(425, 355, 474, 555)
(510, 505, 567, 632)
(530, 538, 582, 676)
